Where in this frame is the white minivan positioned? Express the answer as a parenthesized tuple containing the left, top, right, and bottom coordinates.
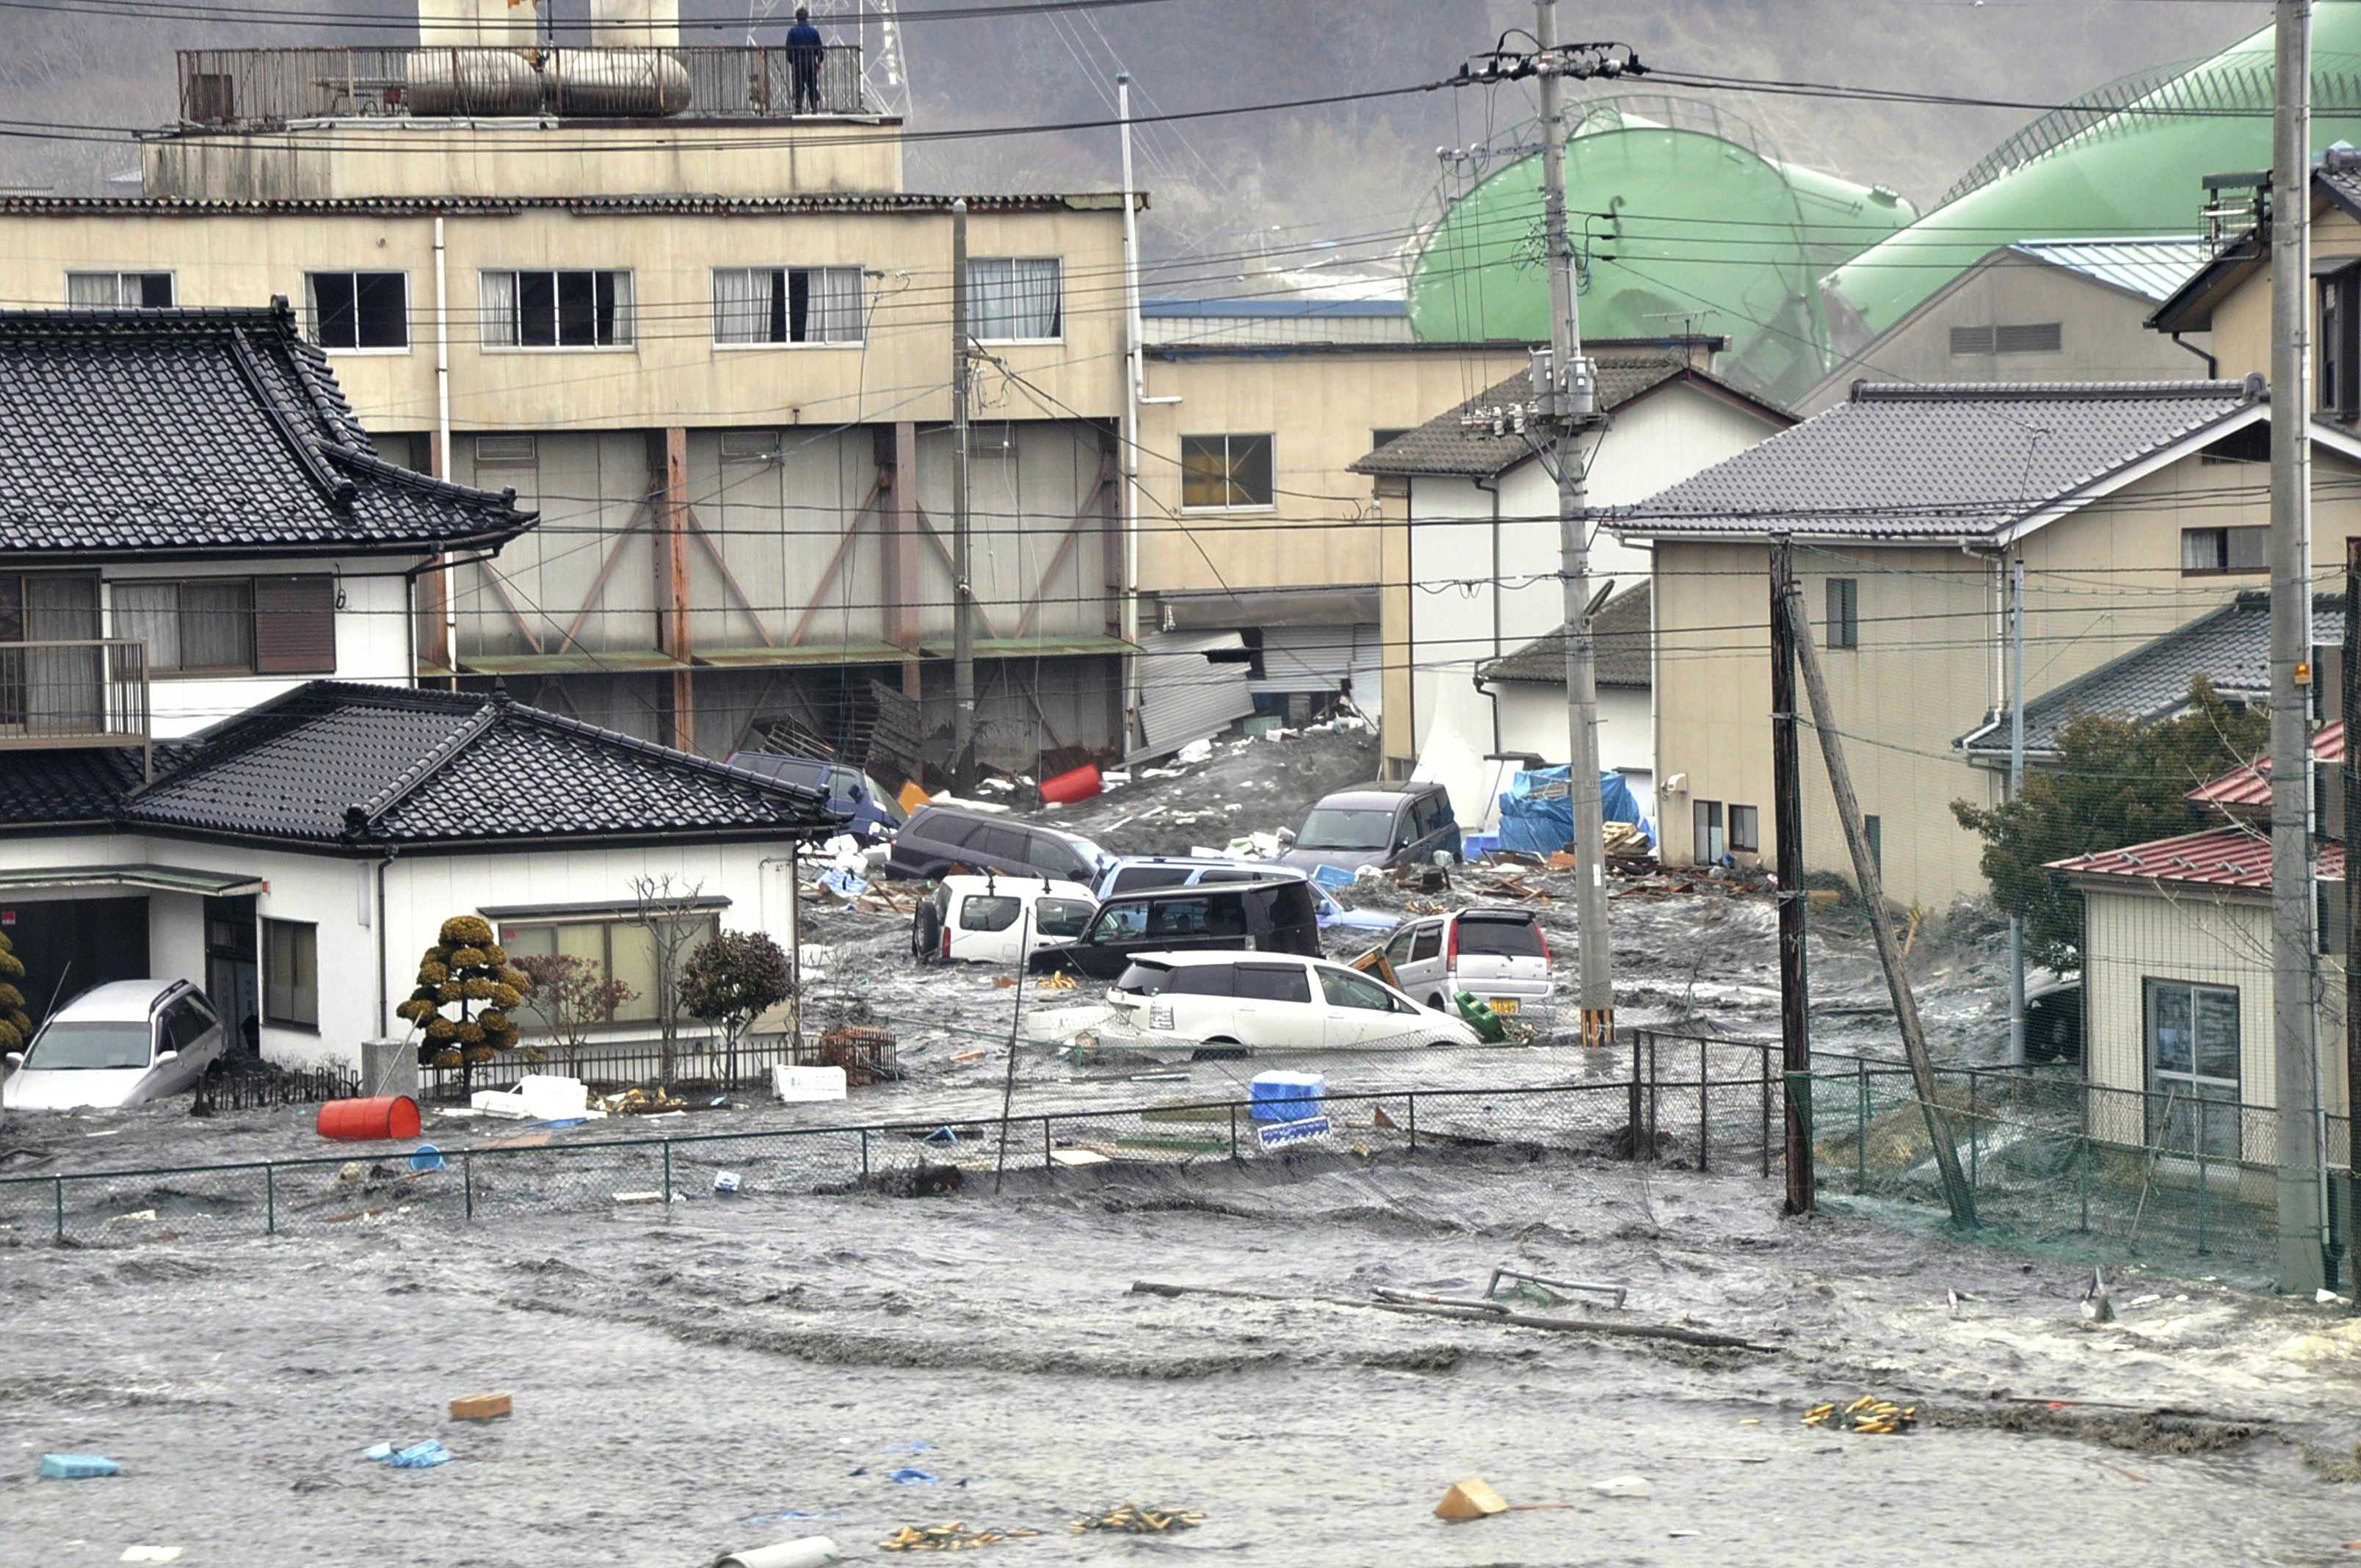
(912, 874, 1098, 967)
(1103, 951, 1479, 1054)
(1379, 908, 1553, 1016)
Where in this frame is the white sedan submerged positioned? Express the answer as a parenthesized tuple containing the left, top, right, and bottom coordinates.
(1, 979, 229, 1111)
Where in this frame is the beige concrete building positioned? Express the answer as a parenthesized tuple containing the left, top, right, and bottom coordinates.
(0, 3, 1143, 776)
(1626, 382, 2361, 910)
(1796, 237, 2213, 416)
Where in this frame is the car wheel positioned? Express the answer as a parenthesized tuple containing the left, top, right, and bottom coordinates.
(912, 901, 943, 964)
(1428, 994, 1448, 1012)
(1191, 1036, 1247, 1061)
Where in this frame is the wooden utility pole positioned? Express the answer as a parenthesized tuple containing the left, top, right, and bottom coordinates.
(1782, 573, 1977, 1227)
(1770, 540, 1813, 1213)
(951, 197, 978, 791)
(2269, 0, 2328, 1293)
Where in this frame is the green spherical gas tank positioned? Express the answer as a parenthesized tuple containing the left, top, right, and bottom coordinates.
(1406, 104, 1915, 407)
(1823, 10, 2361, 355)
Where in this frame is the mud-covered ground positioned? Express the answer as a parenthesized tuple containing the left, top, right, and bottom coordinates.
(4, 1148, 2358, 1567)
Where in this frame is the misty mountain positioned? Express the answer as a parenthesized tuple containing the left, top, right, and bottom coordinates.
(0, 0, 2269, 278)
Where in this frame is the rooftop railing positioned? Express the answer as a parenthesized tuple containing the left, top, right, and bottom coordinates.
(175, 44, 870, 128)
(0, 639, 150, 753)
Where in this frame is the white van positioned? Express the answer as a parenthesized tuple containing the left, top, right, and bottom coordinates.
(912, 874, 1097, 967)
(1102, 951, 1479, 1054)
(1379, 908, 1553, 1016)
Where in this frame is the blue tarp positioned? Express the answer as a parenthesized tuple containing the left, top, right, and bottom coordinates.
(1497, 766, 1655, 854)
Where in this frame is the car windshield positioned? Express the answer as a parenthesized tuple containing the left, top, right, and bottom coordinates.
(25, 1019, 152, 1070)
(1294, 807, 1396, 852)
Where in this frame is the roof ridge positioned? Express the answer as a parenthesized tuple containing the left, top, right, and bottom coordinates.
(224, 324, 357, 515)
(1852, 377, 2261, 404)
(499, 697, 830, 806)
(324, 444, 521, 515)
(343, 699, 501, 839)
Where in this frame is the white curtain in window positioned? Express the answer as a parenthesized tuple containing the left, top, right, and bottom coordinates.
(181, 580, 253, 670)
(713, 268, 765, 344)
(603, 271, 635, 346)
(478, 270, 518, 346)
(111, 581, 181, 669)
(67, 273, 121, 306)
(967, 257, 1012, 340)
(1007, 257, 1060, 338)
(813, 266, 864, 342)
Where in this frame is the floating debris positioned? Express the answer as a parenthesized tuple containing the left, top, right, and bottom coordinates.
(1071, 1503, 1206, 1536)
(1802, 1395, 1918, 1435)
(879, 1521, 1038, 1552)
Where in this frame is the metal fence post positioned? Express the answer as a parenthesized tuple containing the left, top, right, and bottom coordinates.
(1229, 1103, 1241, 1164)
(1856, 1058, 1869, 1194)
(662, 1140, 673, 1205)
(2196, 1099, 2211, 1257)
(1647, 1032, 1660, 1160)
(53, 1176, 63, 1241)
(1698, 1037, 1710, 1173)
(1628, 1030, 1644, 1158)
(2079, 1081, 2091, 1233)
(1042, 1116, 1053, 1173)
(266, 1164, 277, 1237)
(1407, 1093, 1418, 1152)
(1969, 1072, 1980, 1194)
(463, 1152, 475, 1222)
(1760, 1047, 1772, 1177)
(860, 1128, 871, 1185)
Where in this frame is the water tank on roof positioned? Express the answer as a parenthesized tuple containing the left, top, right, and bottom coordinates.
(1405, 98, 1915, 409)
(405, 48, 541, 116)
(546, 49, 692, 117)
(1821, 10, 2361, 356)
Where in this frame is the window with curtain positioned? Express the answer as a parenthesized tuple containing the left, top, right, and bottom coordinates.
(112, 579, 256, 672)
(712, 266, 866, 344)
(1180, 433, 1275, 509)
(1, 573, 100, 731)
(264, 918, 319, 1029)
(67, 271, 173, 307)
(305, 272, 409, 350)
(500, 912, 719, 1026)
(966, 255, 1062, 340)
(479, 269, 633, 348)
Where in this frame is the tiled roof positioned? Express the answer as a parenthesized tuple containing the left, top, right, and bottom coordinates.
(1620, 380, 2263, 541)
(1352, 355, 1783, 478)
(2006, 236, 2210, 304)
(2185, 720, 2345, 813)
(0, 304, 534, 561)
(1961, 593, 2345, 757)
(121, 682, 833, 848)
(0, 193, 1131, 218)
(0, 749, 156, 832)
(1476, 581, 1653, 689)
(2048, 824, 2343, 893)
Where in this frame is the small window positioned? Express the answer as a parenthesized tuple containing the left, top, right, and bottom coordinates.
(2321, 267, 2361, 416)
(1180, 434, 1276, 509)
(500, 912, 719, 1026)
(1371, 427, 1412, 451)
(1165, 963, 1236, 997)
(1728, 804, 1760, 854)
(1234, 962, 1313, 1003)
(305, 271, 409, 351)
(2181, 526, 2268, 575)
(959, 894, 1020, 933)
(1035, 897, 1095, 938)
(1111, 865, 1192, 895)
(1864, 815, 1883, 878)
(1384, 924, 1420, 963)
(975, 826, 1029, 863)
(112, 578, 258, 674)
(473, 434, 537, 466)
(1825, 578, 1859, 650)
(1318, 966, 1396, 1012)
(1025, 835, 1084, 877)
(479, 269, 634, 349)
(1409, 924, 1443, 963)
(264, 918, 318, 1029)
(1694, 799, 1725, 865)
(966, 255, 1063, 340)
(67, 271, 173, 308)
(1455, 915, 1544, 958)
(162, 1000, 214, 1056)
(2145, 979, 2241, 1157)
(713, 266, 866, 344)
(720, 429, 778, 463)
(1114, 959, 1172, 995)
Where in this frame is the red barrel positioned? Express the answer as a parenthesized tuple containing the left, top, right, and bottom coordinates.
(1039, 763, 1103, 806)
(316, 1095, 422, 1142)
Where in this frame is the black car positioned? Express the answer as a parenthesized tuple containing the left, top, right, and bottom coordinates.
(1027, 876, 1322, 981)
(884, 805, 1110, 883)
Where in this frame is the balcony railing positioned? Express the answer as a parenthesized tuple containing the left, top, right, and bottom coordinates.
(0, 640, 150, 752)
(175, 44, 869, 128)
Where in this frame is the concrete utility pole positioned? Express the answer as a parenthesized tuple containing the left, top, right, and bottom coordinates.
(950, 197, 977, 791)
(1117, 73, 1145, 736)
(1770, 540, 1813, 1214)
(2345, 536, 2359, 1289)
(2269, 0, 2328, 1294)
(2007, 556, 2028, 1068)
(1785, 573, 1978, 1227)
(1534, 0, 1615, 1048)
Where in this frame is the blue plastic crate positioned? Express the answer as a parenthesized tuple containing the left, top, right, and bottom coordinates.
(1249, 1070, 1326, 1123)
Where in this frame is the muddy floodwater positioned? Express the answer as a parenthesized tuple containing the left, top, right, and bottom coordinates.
(4, 1147, 2358, 1567)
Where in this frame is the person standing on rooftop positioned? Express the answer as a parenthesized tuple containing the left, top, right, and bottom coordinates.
(787, 6, 826, 115)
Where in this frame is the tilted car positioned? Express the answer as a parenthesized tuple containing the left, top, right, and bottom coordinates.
(1377, 908, 1554, 1016)
(1276, 781, 1462, 876)
(1, 979, 229, 1111)
(912, 874, 1098, 967)
(1027, 876, 1322, 981)
(1101, 951, 1479, 1053)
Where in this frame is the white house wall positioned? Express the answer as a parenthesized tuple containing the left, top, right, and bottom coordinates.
(1493, 681, 1653, 782)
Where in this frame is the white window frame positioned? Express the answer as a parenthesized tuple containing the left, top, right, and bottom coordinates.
(303, 269, 413, 355)
(966, 255, 1065, 344)
(1179, 432, 1278, 514)
(66, 270, 175, 308)
(476, 268, 637, 352)
(710, 266, 868, 349)
(2144, 978, 2243, 1160)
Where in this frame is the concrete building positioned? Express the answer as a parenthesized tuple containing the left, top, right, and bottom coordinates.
(0, 1, 1140, 776)
(1794, 237, 2214, 416)
(1350, 345, 1791, 821)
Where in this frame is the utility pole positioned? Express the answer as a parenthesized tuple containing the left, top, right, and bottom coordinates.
(950, 197, 977, 791)
(1534, 0, 1618, 1049)
(1117, 73, 1145, 738)
(2007, 555, 2028, 1068)
(2346, 534, 2359, 1289)
(1785, 573, 1978, 1227)
(2270, 0, 2327, 1294)
(1770, 540, 1813, 1214)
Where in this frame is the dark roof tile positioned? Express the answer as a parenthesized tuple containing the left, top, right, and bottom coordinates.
(1476, 581, 1652, 689)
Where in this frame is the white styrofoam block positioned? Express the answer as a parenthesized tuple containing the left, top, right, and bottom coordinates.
(772, 1064, 848, 1103)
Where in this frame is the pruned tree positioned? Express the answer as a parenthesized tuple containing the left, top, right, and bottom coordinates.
(630, 875, 708, 1085)
(0, 929, 30, 1055)
(511, 951, 637, 1068)
(681, 930, 793, 1086)
(395, 915, 537, 1096)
